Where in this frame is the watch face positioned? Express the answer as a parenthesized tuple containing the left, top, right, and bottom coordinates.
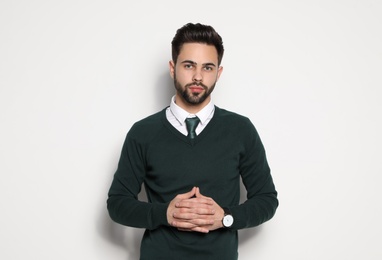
(223, 215, 234, 227)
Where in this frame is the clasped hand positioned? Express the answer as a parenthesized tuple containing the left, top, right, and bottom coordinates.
(167, 187, 224, 233)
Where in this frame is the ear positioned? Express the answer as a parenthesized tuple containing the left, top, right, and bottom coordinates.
(169, 60, 175, 79)
(216, 66, 223, 81)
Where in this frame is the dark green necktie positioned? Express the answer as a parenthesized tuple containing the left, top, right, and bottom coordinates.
(185, 117, 200, 139)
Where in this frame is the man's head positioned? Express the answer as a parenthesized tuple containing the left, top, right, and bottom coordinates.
(169, 23, 224, 112)
(171, 23, 224, 66)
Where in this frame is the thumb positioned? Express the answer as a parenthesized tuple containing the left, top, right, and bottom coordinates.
(195, 187, 204, 198)
(177, 186, 197, 199)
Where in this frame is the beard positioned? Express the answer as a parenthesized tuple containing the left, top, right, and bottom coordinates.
(173, 75, 216, 105)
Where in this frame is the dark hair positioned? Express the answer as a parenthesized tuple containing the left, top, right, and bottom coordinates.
(171, 23, 224, 65)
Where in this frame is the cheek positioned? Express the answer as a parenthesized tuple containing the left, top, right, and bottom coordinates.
(205, 73, 219, 84)
(175, 71, 191, 83)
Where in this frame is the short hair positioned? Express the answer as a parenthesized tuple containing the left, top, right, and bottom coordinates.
(171, 23, 224, 65)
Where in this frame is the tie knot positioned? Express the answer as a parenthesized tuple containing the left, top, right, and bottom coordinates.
(185, 117, 200, 139)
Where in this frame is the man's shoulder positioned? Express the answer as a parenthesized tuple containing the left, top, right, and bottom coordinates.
(135, 109, 166, 125)
(128, 108, 167, 136)
(215, 106, 252, 124)
(215, 107, 263, 145)
(214, 106, 260, 136)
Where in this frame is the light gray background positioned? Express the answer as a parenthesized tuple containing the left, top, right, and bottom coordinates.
(1, 1, 381, 259)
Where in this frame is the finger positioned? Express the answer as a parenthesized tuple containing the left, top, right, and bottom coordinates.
(176, 199, 213, 208)
(176, 198, 214, 208)
(175, 204, 214, 214)
(178, 220, 212, 233)
(178, 227, 209, 233)
(195, 187, 201, 197)
(171, 220, 196, 229)
(173, 211, 215, 221)
(190, 226, 210, 233)
(172, 219, 214, 229)
(176, 187, 197, 200)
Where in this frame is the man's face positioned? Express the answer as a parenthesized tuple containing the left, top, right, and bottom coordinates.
(169, 43, 223, 110)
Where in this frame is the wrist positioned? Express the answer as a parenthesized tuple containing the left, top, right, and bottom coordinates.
(221, 207, 234, 228)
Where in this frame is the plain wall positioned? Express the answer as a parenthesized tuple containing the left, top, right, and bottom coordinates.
(1, 1, 381, 259)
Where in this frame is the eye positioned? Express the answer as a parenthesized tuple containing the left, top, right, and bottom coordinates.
(204, 66, 213, 71)
(184, 64, 194, 69)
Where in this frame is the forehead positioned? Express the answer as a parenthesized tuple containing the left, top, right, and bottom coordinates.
(177, 43, 218, 64)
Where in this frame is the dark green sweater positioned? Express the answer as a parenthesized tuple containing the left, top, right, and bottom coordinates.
(107, 106, 278, 260)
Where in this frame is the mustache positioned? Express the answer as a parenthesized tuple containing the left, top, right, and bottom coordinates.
(185, 82, 208, 89)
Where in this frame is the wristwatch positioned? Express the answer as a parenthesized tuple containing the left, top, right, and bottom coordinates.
(222, 207, 234, 228)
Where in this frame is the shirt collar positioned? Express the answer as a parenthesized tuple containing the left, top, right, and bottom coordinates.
(169, 95, 215, 126)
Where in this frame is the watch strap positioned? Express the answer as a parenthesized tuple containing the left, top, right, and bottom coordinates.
(223, 207, 231, 215)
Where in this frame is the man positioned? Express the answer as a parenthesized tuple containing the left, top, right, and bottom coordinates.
(107, 23, 278, 260)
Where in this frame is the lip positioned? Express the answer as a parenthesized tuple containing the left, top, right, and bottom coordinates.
(189, 85, 204, 92)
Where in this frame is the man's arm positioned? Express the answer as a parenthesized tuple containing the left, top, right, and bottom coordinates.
(107, 132, 168, 230)
(229, 119, 278, 229)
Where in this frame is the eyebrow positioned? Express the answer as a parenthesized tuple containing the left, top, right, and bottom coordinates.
(181, 60, 217, 67)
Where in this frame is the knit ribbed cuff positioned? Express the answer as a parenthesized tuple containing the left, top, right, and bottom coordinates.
(150, 202, 170, 229)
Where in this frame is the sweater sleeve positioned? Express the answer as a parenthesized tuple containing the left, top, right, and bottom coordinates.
(229, 119, 278, 230)
(107, 128, 169, 230)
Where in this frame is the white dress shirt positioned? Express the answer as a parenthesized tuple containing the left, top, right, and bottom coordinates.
(165, 95, 215, 136)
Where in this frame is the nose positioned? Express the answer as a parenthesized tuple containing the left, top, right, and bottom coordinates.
(192, 68, 203, 82)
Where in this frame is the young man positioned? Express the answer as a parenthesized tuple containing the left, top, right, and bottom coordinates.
(107, 23, 278, 260)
